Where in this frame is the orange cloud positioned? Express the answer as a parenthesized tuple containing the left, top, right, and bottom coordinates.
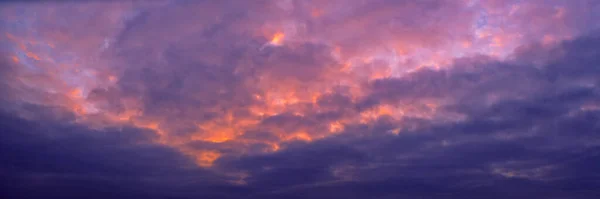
(11, 56, 19, 63)
(270, 32, 285, 45)
(311, 8, 324, 18)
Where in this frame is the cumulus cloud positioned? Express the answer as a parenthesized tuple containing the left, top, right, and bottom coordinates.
(1, 0, 600, 198)
(215, 33, 600, 198)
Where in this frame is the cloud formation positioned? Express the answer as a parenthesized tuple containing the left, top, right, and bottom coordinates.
(1, 0, 600, 198)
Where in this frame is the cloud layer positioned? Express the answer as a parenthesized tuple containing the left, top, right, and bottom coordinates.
(1, 0, 600, 198)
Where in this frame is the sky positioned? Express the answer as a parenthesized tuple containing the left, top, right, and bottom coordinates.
(1, 0, 600, 198)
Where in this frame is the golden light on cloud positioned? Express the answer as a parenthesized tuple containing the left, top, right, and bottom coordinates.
(269, 32, 285, 46)
(328, 121, 344, 133)
(195, 150, 222, 167)
(69, 88, 83, 98)
(197, 123, 237, 143)
(285, 131, 313, 142)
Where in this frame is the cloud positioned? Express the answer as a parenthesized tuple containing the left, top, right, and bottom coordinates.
(0, 105, 247, 199)
(212, 33, 600, 198)
(1, 0, 600, 198)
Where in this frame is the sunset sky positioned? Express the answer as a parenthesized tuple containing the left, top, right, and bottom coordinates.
(1, 0, 600, 198)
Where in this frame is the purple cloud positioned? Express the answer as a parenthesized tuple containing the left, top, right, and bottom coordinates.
(1, 0, 600, 198)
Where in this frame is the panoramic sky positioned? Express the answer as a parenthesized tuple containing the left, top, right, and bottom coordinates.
(1, 0, 600, 198)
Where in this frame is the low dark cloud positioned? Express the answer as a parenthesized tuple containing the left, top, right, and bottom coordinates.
(0, 102, 252, 198)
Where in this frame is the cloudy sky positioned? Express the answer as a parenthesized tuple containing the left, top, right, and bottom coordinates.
(1, 0, 600, 198)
